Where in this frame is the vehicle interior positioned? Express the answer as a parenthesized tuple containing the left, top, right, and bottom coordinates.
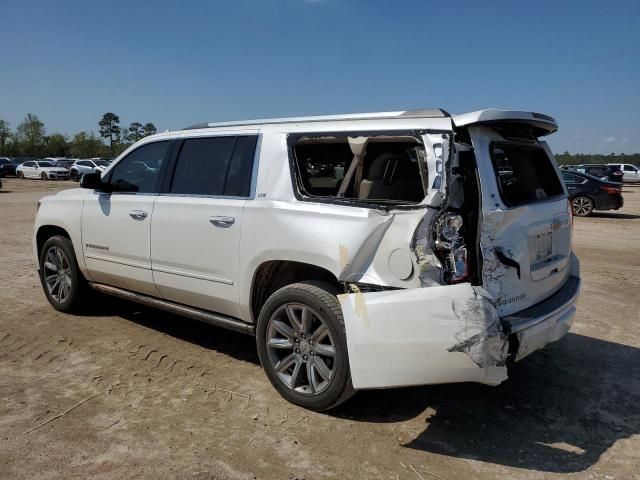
(292, 135, 428, 204)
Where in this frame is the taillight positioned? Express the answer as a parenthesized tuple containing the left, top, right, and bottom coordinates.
(434, 213, 468, 284)
(601, 185, 621, 194)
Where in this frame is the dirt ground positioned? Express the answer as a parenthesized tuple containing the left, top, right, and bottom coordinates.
(0, 177, 638, 480)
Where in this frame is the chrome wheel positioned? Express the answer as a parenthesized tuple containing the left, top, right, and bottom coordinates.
(266, 303, 336, 395)
(572, 196, 593, 216)
(43, 246, 72, 303)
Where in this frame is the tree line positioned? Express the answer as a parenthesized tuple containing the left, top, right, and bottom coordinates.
(554, 152, 640, 166)
(0, 113, 157, 158)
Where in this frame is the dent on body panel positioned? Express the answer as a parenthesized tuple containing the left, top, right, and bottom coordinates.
(447, 286, 509, 368)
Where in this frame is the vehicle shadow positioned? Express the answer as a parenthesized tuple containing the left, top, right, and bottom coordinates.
(80, 295, 639, 473)
(84, 293, 260, 365)
(332, 333, 640, 473)
(591, 212, 640, 220)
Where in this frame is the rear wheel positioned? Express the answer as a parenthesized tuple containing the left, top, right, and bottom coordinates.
(41, 172, 48, 181)
(39, 236, 87, 312)
(256, 281, 354, 411)
(572, 196, 594, 217)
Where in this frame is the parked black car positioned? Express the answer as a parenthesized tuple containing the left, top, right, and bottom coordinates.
(0, 157, 18, 177)
(569, 164, 624, 183)
(561, 170, 623, 216)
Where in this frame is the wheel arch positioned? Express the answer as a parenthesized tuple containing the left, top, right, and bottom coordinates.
(249, 260, 340, 324)
(36, 225, 71, 257)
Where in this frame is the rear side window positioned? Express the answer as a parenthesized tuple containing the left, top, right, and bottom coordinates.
(562, 173, 584, 183)
(490, 142, 564, 207)
(169, 135, 257, 197)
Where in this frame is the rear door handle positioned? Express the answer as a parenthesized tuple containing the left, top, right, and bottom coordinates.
(209, 216, 235, 228)
(129, 210, 148, 220)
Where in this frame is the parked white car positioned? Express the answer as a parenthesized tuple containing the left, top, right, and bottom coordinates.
(17, 160, 70, 180)
(607, 163, 640, 183)
(70, 159, 110, 181)
(33, 109, 580, 410)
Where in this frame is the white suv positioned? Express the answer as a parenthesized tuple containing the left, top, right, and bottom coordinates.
(607, 163, 640, 183)
(33, 109, 581, 410)
(70, 159, 110, 181)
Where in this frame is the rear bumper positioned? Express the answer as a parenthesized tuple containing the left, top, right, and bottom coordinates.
(502, 275, 580, 362)
(339, 264, 580, 390)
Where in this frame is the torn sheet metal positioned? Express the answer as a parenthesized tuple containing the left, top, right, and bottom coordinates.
(338, 283, 508, 389)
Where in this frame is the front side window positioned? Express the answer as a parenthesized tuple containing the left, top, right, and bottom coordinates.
(624, 165, 637, 172)
(108, 141, 170, 193)
(490, 142, 564, 207)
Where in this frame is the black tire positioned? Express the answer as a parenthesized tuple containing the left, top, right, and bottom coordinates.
(41, 172, 48, 181)
(256, 281, 355, 411)
(71, 170, 78, 181)
(572, 195, 594, 217)
(38, 235, 88, 312)
(17, 171, 24, 179)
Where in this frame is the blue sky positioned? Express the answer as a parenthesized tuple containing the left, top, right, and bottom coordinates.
(1, 0, 638, 154)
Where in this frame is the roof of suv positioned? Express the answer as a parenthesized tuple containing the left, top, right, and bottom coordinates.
(184, 108, 451, 130)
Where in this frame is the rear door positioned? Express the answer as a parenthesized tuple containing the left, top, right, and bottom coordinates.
(150, 133, 258, 319)
(464, 122, 572, 316)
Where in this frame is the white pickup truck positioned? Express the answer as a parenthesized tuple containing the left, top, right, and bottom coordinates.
(33, 109, 580, 410)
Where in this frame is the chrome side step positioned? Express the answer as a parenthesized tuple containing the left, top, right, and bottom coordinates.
(89, 283, 255, 336)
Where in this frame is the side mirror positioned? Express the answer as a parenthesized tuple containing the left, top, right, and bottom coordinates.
(81, 172, 106, 190)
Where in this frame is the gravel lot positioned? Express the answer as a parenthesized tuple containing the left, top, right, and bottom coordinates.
(1, 177, 639, 480)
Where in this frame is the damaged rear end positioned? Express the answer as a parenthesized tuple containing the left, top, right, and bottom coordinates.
(336, 110, 580, 389)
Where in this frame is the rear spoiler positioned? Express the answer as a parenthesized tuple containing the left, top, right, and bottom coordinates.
(453, 109, 558, 136)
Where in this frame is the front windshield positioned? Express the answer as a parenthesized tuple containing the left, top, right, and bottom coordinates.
(37, 161, 54, 167)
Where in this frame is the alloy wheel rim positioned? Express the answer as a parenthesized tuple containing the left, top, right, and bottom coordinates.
(266, 303, 336, 395)
(43, 246, 72, 303)
(572, 197, 592, 215)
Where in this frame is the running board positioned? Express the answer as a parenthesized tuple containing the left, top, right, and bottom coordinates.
(89, 283, 255, 336)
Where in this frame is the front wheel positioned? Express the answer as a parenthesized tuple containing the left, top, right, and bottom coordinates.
(256, 282, 354, 411)
(572, 196, 594, 217)
(41, 172, 48, 181)
(17, 171, 24, 179)
(39, 236, 87, 312)
(70, 170, 79, 181)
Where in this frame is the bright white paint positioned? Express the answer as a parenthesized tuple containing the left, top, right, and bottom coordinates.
(34, 108, 581, 390)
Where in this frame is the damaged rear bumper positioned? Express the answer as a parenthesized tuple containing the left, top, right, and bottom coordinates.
(339, 275, 580, 390)
(502, 275, 580, 362)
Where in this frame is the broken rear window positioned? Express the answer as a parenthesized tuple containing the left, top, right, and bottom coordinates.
(490, 142, 564, 207)
(291, 135, 427, 205)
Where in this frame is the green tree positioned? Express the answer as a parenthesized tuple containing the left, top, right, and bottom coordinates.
(16, 113, 46, 155)
(127, 122, 144, 142)
(98, 112, 121, 153)
(46, 133, 69, 157)
(0, 120, 11, 154)
(71, 131, 105, 158)
(143, 122, 157, 137)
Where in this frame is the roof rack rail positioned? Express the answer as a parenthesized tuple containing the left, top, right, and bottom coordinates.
(183, 108, 450, 130)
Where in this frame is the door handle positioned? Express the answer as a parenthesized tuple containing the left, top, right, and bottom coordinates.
(129, 210, 148, 220)
(209, 216, 235, 228)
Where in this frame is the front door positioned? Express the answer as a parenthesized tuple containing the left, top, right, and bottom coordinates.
(81, 140, 172, 296)
(151, 134, 258, 319)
